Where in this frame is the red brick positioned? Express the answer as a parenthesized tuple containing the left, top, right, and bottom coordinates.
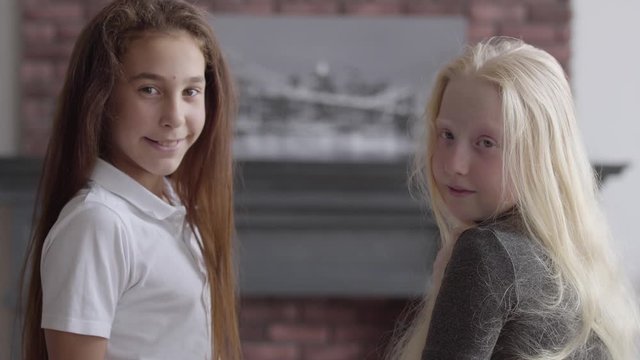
(240, 324, 266, 341)
(543, 44, 571, 65)
(345, 1, 402, 16)
(23, 103, 54, 127)
(21, 62, 55, 84)
(407, 2, 465, 15)
(302, 301, 358, 323)
(213, 0, 274, 14)
(334, 325, 385, 342)
(529, 2, 571, 23)
(57, 23, 85, 39)
(22, 127, 51, 156)
(500, 24, 556, 44)
(520, 0, 564, 3)
(85, 0, 116, 19)
(355, 299, 407, 324)
(469, 2, 526, 23)
(22, 99, 55, 120)
(561, 62, 571, 77)
(23, 41, 75, 58)
(20, 0, 42, 8)
(467, 23, 496, 43)
(56, 62, 71, 79)
(24, 2, 84, 21)
(23, 81, 61, 97)
(280, 1, 340, 14)
(557, 24, 571, 42)
(240, 299, 300, 323)
(23, 22, 56, 44)
(268, 324, 330, 343)
(243, 343, 299, 360)
(303, 343, 362, 360)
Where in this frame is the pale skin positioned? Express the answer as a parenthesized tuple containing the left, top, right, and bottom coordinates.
(430, 76, 515, 275)
(44, 30, 206, 359)
(431, 75, 514, 226)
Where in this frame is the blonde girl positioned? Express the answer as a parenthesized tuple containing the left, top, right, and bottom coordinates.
(389, 37, 639, 359)
(21, 0, 240, 358)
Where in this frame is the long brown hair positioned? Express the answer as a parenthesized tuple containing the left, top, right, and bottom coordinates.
(20, 0, 241, 358)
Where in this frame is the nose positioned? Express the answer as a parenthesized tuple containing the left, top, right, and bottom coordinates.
(444, 143, 470, 176)
(161, 95, 185, 128)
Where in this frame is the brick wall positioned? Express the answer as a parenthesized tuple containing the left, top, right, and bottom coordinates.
(20, 0, 571, 155)
(17, 1, 571, 359)
(240, 298, 408, 360)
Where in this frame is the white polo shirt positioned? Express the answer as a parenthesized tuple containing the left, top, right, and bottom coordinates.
(41, 159, 212, 360)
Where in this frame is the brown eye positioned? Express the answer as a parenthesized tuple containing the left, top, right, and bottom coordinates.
(183, 88, 200, 97)
(139, 86, 159, 95)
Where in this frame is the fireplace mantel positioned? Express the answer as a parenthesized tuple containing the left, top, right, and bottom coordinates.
(0, 158, 626, 299)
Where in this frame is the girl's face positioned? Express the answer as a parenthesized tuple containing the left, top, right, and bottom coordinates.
(431, 76, 515, 224)
(108, 30, 206, 195)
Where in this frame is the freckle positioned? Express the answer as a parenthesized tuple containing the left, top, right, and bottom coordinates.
(172, 75, 176, 80)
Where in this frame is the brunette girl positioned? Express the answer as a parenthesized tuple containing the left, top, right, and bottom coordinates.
(21, 0, 240, 358)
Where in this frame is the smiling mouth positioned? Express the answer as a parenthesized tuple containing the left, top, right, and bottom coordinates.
(447, 186, 475, 196)
(145, 137, 183, 149)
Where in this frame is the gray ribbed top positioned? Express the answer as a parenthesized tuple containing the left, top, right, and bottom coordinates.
(422, 213, 608, 359)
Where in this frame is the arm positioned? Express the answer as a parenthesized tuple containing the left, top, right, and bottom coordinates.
(45, 330, 107, 360)
(41, 203, 130, 352)
(422, 228, 516, 359)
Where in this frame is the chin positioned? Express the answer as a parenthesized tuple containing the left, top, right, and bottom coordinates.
(450, 210, 483, 226)
(147, 161, 182, 177)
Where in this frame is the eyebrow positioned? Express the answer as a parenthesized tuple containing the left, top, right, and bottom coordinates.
(434, 117, 452, 126)
(435, 117, 501, 137)
(128, 72, 205, 84)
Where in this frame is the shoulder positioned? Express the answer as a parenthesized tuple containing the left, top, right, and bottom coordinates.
(458, 215, 546, 270)
(43, 185, 133, 260)
(478, 217, 552, 282)
(453, 226, 514, 269)
(426, 226, 519, 353)
(454, 218, 554, 306)
(447, 226, 517, 300)
(54, 179, 147, 229)
(53, 186, 127, 234)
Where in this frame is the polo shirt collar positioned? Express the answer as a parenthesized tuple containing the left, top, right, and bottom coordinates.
(90, 158, 186, 220)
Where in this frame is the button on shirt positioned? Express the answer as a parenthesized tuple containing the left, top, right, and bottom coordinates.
(41, 159, 212, 360)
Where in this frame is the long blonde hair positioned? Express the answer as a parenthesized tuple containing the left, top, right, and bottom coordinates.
(389, 37, 639, 360)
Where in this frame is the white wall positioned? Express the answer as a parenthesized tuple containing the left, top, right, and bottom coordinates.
(572, 1, 640, 287)
(0, 0, 19, 156)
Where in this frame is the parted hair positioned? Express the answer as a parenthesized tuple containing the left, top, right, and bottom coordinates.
(388, 36, 639, 360)
(20, 0, 241, 358)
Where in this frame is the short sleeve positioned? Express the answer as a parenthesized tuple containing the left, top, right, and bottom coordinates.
(422, 228, 516, 359)
(41, 202, 130, 338)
